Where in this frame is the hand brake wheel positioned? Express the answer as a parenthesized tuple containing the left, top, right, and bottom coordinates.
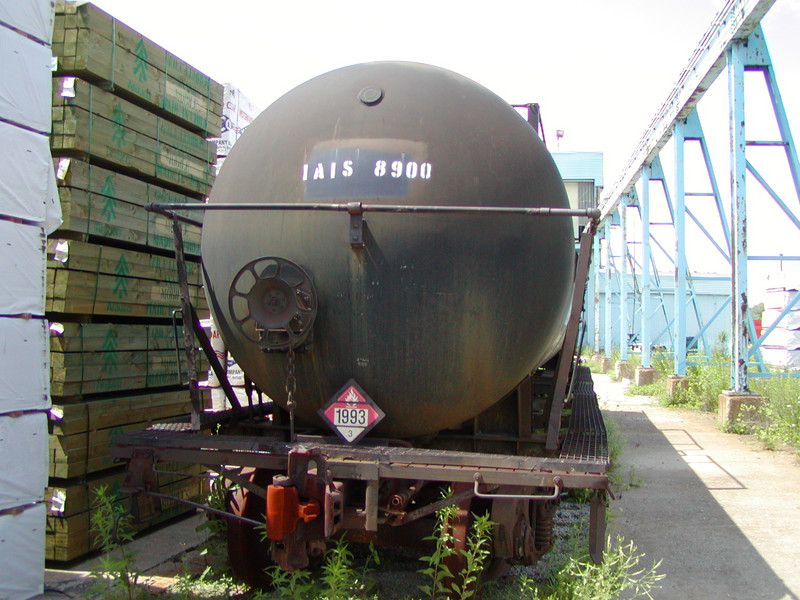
(228, 257, 318, 352)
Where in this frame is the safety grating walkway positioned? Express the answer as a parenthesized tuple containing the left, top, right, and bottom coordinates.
(559, 365, 609, 464)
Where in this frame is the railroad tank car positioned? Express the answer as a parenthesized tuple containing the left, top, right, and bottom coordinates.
(201, 61, 575, 439)
(114, 62, 609, 590)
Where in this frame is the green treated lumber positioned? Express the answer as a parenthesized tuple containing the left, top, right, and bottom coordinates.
(52, 96, 214, 198)
(53, 1, 222, 136)
(46, 460, 201, 517)
(47, 238, 202, 285)
(50, 389, 192, 433)
(46, 476, 205, 561)
(54, 158, 202, 255)
(49, 322, 183, 353)
(46, 267, 208, 319)
(53, 77, 216, 162)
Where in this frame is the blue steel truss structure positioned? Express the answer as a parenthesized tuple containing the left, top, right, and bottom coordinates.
(595, 0, 800, 387)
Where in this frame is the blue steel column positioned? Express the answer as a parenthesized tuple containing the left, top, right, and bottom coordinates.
(673, 120, 687, 376)
(729, 39, 749, 392)
(604, 220, 612, 354)
(640, 166, 653, 368)
(618, 205, 628, 361)
(593, 236, 602, 352)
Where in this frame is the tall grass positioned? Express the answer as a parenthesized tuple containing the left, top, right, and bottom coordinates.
(751, 375, 800, 451)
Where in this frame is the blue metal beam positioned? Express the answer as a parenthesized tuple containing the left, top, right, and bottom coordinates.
(619, 204, 629, 361)
(603, 220, 612, 354)
(729, 38, 749, 392)
(746, 26, 800, 209)
(640, 166, 653, 368)
(674, 119, 688, 376)
(599, 0, 776, 222)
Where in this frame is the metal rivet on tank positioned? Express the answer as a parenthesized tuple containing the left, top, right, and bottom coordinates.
(358, 86, 383, 106)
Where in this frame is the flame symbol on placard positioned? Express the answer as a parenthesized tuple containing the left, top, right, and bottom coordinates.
(343, 387, 359, 404)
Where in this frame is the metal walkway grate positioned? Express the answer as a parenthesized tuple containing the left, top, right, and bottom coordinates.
(559, 365, 609, 464)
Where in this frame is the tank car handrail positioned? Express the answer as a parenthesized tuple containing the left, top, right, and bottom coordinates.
(146, 201, 600, 220)
(473, 473, 563, 501)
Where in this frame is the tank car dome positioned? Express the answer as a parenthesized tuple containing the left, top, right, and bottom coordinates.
(202, 61, 575, 438)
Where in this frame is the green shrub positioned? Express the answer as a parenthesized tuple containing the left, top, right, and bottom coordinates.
(751, 375, 800, 452)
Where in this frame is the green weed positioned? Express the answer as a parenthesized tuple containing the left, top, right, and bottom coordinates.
(418, 503, 458, 600)
(87, 485, 143, 600)
(533, 536, 663, 600)
(751, 375, 800, 452)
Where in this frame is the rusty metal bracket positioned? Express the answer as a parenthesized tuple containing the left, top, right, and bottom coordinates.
(589, 491, 608, 564)
(348, 202, 364, 247)
(393, 486, 475, 525)
(170, 216, 243, 426)
(120, 449, 161, 522)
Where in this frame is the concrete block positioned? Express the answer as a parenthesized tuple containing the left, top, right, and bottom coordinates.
(666, 375, 689, 398)
(634, 367, 659, 386)
(718, 391, 766, 428)
(615, 360, 632, 380)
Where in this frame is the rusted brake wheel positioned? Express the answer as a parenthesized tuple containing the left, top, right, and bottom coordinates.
(226, 468, 273, 588)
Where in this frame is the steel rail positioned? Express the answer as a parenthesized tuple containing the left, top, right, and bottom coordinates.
(598, 0, 776, 222)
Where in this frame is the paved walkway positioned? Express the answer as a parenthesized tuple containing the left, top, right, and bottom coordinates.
(595, 373, 800, 600)
(39, 513, 207, 598)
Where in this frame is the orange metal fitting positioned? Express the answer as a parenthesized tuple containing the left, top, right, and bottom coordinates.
(265, 484, 321, 541)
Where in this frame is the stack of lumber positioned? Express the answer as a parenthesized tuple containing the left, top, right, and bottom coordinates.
(49, 322, 208, 397)
(46, 239, 207, 318)
(47, 1, 221, 562)
(52, 77, 215, 197)
(46, 460, 206, 561)
(52, 1, 222, 136)
(55, 159, 202, 255)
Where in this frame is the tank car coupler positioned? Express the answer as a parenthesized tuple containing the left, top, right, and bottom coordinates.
(266, 448, 344, 570)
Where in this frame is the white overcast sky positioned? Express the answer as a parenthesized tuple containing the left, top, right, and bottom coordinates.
(90, 0, 800, 293)
(88, 0, 799, 180)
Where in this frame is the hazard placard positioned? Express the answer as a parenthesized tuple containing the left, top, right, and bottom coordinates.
(319, 379, 385, 444)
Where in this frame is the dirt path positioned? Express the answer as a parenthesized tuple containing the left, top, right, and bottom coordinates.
(595, 373, 800, 600)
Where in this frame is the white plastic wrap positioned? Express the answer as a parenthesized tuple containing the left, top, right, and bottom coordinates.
(765, 288, 800, 310)
(0, 221, 46, 315)
(763, 307, 800, 331)
(0, 502, 45, 600)
(0, 318, 50, 412)
(761, 327, 800, 350)
(0, 122, 61, 228)
(0, 412, 47, 511)
(0, 25, 52, 133)
(0, 0, 55, 45)
(761, 347, 800, 369)
(217, 84, 260, 157)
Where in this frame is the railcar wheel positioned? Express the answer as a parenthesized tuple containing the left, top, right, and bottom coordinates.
(226, 468, 273, 588)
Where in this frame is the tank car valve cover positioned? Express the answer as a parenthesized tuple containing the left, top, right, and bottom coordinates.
(318, 379, 385, 444)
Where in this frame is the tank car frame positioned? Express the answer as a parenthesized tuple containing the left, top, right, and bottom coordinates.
(112, 204, 609, 583)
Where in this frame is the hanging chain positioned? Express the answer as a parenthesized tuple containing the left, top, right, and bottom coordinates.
(285, 347, 297, 442)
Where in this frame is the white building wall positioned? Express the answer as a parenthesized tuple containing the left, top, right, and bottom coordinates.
(584, 271, 730, 357)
